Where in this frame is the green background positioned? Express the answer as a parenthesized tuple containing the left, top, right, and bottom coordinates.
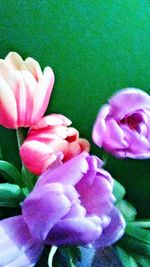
(0, 0, 150, 217)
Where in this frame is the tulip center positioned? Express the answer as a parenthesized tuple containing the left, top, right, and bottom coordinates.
(120, 113, 143, 131)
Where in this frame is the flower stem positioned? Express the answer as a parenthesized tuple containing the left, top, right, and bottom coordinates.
(16, 128, 25, 148)
(16, 128, 33, 192)
(48, 246, 58, 267)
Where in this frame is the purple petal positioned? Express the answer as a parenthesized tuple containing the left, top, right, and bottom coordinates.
(0, 215, 43, 267)
(76, 173, 114, 217)
(92, 104, 110, 147)
(123, 125, 150, 151)
(109, 88, 150, 119)
(22, 183, 71, 240)
(79, 155, 104, 188)
(35, 152, 89, 188)
(103, 119, 128, 150)
(46, 216, 102, 246)
(94, 208, 126, 248)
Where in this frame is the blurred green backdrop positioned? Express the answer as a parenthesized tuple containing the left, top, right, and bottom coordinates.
(0, 0, 150, 217)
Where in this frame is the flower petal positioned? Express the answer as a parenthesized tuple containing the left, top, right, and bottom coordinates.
(103, 119, 128, 151)
(109, 88, 150, 119)
(20, 140, 57, 175)
(25, 57, 43, 80)
(0, 76, 17, 128)
(35, 152, 89, 188)
(30, 114, 71, 129)
(5, 52, 27, 71)
(76, 174, 114, 216)
(92, 104, 110, 147)
(94, 208, 126, 248)
(114, 125, 150, 158)
(22, 183, 71, 240)
(0, 215, 43, 267)
(31, 67, 54, 123)
(46, 216, 102, 246)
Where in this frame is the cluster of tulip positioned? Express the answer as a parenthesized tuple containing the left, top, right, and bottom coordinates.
(0, 52, 150, 267)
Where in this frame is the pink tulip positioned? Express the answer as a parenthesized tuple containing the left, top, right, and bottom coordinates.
(0, 52, 54, 128)
(92, 88, 150, 158)
(20, 114, 90, 175)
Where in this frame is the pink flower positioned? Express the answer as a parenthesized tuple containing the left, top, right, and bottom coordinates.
(92, 88, 150, 158)
(20, 114, 90, 174)
(0, 52, 54, 128)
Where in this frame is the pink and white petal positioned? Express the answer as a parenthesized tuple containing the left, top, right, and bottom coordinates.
(31, 67, 54, 123)
(94, 208, 126, 248)
(20, 140, 56, 175)
(12, 72, 28, 127)
(48, 139, 69, 154)
(92, 104, 110, 147)
(109, 88, 150, 119)
(103, 119, 128, 150)
(0, 59, 11, 79)
(5, 52, 27, 71)
(0, 76, 17, 128)
(35, 152, 89, 188)
(25, 57, 43, 80)
(46, 125, 70, 139)
(26, 128, 64, 143)
(0, 216, 43, 267)
(46, 216, 102, 246)
(30, 114, 71, 130)
(20, 71, 37, 126)
(22, 183, 71, 240)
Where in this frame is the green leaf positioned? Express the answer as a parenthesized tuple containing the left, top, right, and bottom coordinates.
(119, 232, 150, 259)
(134, 254, 150, 267)
(101, 151, 109, 166)
(116, 200, 137, 221)
(131, 220, 150, 229)
(0, 160, 22, 186)
(126, 224, 150, 245)
(113, 179, 126, 203)
(116, 246, 138, 267)
(0, 183, 23, 207)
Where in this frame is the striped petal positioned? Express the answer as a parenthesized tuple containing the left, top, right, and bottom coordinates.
(0, 215, 43, 267)
(31, 67, 54, 123)
(0, 76, 17, 128)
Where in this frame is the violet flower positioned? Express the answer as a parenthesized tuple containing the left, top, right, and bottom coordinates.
(0, 153, 125, 266)
(92, 88, 150, 158)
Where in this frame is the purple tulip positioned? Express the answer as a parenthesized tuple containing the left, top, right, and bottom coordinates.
(92, 88, 150, 158)
(0, 153, 125, 266)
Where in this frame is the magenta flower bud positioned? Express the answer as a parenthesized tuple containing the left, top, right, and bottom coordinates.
(0, 153, 125, 266)
(0, 52, 54, 128)
(20, 114, 90, 175)
(92, 88, 150, 158)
